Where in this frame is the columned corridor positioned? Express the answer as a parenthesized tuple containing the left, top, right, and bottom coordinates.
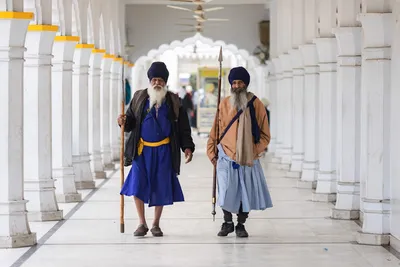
(2, 0, 400, 265)
(2, 136, 399, 267)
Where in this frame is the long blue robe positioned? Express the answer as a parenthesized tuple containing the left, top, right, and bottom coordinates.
(120, 100, 184, 206)
(216, 144, 273, 213)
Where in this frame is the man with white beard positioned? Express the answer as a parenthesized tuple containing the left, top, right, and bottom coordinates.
(117, 61, 195, 237)
(207, 67, 273, 237)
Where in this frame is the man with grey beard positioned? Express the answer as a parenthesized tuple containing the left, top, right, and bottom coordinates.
(117, 61, 195, 237)
(207, 66, 273, 237)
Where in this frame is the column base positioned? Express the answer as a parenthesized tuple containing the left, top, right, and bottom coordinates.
(75, 181, 96, 190)
(390, 235, 400, 252)
(56, 192, 82, 203)
(268, 139, 276, 153)
(73, 155, 95, 189)
(301, 161, 318, 183)
(280, 153, 292, 165)
(312, 190, 336, 202)
(286, 170, 301, 178)
(94, 171, 107, 179)
(28, 210, 63, 222)
(112, 145, 120, 161)
(331, 208, 359, 220)
(104, 163, 116, 170)
(270, 157, 282, 163)
(278, 163, 290, 171)
(0, 233, 37, 248)
(356, 231, 390, 245)
(290, 153, 304, 172)
(297, 180, 316, 189)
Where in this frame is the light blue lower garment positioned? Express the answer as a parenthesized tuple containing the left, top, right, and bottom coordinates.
(216, 144, 273, 213)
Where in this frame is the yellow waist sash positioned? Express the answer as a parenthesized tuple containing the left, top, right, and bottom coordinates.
(137, 137, 170, 156)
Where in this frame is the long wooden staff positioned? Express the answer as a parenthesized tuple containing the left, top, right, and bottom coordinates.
(120, 58, 126, 233)
(212, 47, 223, 221)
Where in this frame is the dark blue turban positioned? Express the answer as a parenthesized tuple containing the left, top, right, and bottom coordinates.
(147, 61, 169, 83)
(228, 67, 250, 86)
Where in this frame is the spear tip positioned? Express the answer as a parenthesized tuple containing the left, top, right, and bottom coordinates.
(218, 46, 223, 62)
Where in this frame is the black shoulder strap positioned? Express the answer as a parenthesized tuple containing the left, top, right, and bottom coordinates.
(217, 95, 257, 144)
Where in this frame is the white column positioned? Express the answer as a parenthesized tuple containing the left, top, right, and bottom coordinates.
(89, 49, 107, 179)
(390, 0, 400, 251)
(110, 58, 121, 161)
(267, 63, 277, 154)
(278, 0, 293, 169)
(272, 58, 284, 162)
(331, 0, 362, 220)
(268, 0, 278, 156)
(298, 0, 319, 189)
(312, 0, 338, 202)
(356, 5, 394, 245)
(101, 55, 115, 170)
(298, 44, 319, 189)
(287, 49, 304, 178)
(0, 11, 37, 248)
(24, 25, 63, 221)
(287, 0, 305, 178)
(72, 44, 95, 189)
(52, 36, 82, 203)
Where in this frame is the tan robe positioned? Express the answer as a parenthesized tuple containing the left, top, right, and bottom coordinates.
(207, 95, 271, 162)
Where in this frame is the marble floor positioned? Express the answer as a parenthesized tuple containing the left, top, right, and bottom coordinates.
(2, 136, 400, 267)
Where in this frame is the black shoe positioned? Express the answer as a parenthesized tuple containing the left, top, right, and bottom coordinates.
(235, 223, 249, 238)
(150, 226, 163, 237)
(133, 224, 149, 237)
(217, 222, 234, 236)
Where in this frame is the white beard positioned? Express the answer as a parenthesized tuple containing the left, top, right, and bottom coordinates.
(148, 84, 167, 107)
(230, 90, 248, 112)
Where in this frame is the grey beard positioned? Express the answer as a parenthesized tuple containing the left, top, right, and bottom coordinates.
(148, 85, 167, 107)
(230, 88, 248, 111)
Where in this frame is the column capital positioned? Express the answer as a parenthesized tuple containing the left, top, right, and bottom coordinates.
(73, 47, 92, 66)
(0, 13, 33, 47)
(299, 44, 319, 67)
(271, 57, 282, 74)
(25, 25, 58, 55)
(278, 53, 292, 73)
(90, 52, 104, 69)
(101, 57, 113, 72)
(53, 36, 78, 64)
(357, 13, 395, 48)
(334, 27, 362, 56)
(313, 37, 338, 63)
(288, 49, 303, 70)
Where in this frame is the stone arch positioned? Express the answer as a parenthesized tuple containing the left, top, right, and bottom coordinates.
(99, 13, 106, 50)
(109, 20, 115, 54)
(116, 27, 122, 56)
(87, 2, 94, 44)
(71, 0, 80, 38)
(132, 33, 262, 93)
(89, 0, 100, 48)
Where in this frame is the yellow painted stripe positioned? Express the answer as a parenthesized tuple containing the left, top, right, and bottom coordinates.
(129, 63, 134, 67)
(103, 54, 115, 59)
(76, 43, 95, 49)
(28, 25, 58, 32)
(0, 11, 34, 19)
(54, 36, 80, 42)
(124, 61, 130, 65)
(114, 57, 123, 62)
(92, 49, 106, 53)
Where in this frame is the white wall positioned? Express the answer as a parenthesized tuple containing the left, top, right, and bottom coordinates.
(125, 4, 269, 62)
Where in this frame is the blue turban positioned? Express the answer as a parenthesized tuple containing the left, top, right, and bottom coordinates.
(147, 61, 169, 83)
(228, 67, 250, 86)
